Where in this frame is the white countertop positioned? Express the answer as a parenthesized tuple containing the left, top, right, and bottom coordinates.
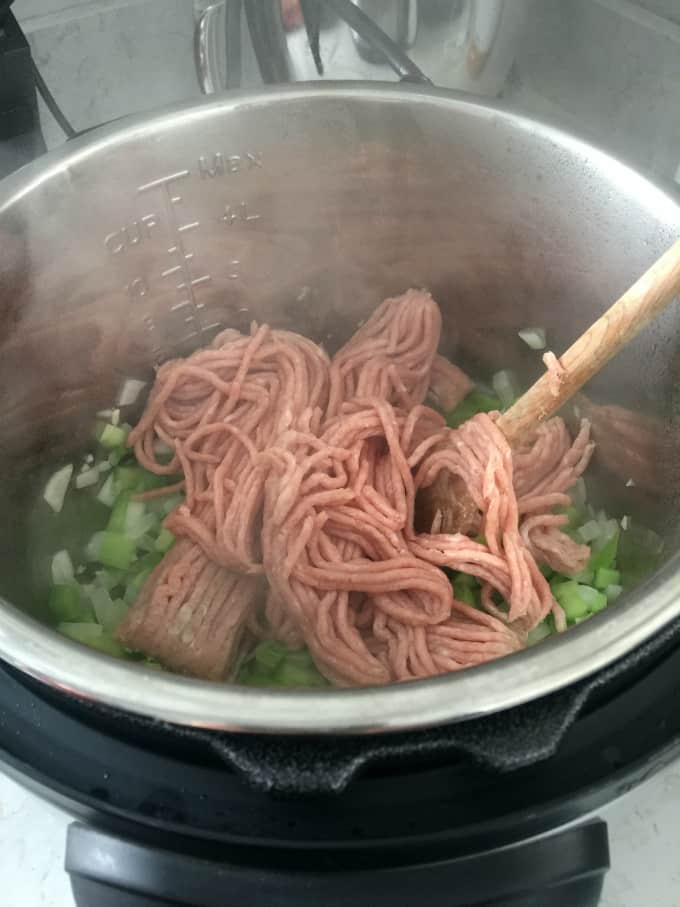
(1, 761, 679, 906)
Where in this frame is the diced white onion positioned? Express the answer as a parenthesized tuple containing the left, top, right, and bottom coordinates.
(75, 468, 100, 489)
(492, 369, 519, 410)
(85, 532, 105, 561)
(621, 515, 630, 530)
(110, 408, 121, 427)
(51, 549, 74, 585)
(578, 520, 602, 543)
(518, 327, 546, 350)
(43, 464, 74, 513)
(86, 586, 127, 632)
(125, 512, 159, 541)
(117, 378, 147, 407)
(606, 584, 623, 602)
(625, 478, 635, 487)
(96, 474, 118, 507)
(601, 518, 620, 541)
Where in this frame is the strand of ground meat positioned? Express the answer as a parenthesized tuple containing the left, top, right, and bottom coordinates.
(128, 324, 330, 572)
(260, 399, 521, 684)
(326, 288, 442, 419)
(117, 288, 592, 684)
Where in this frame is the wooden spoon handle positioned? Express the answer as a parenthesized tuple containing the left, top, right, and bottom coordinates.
(497, 237, 680, 445)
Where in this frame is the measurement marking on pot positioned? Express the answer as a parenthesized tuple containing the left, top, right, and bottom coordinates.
(104, 213, 159, 255)
(107, 162, 263, 362)
(136, 169, 212, 336)
(198, 151, 263, 179)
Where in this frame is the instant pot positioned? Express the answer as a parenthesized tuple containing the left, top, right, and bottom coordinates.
(1, 3, 680, 905)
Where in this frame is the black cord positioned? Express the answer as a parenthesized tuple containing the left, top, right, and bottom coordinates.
(31, 58, 77, 139)
(323, 0, 430, 84)
(244, 1, 290, 85)
(300, 0, 323, 76)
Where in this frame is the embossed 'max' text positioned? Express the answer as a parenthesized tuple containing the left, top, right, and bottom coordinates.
(198, 151, 263, 179)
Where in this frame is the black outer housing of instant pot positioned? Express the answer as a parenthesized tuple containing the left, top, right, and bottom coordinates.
(2, 613, 680, 906)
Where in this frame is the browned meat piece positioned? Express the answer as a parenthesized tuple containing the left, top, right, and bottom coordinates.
(116, 539, 262, 680)
(414, 471, 481, 537)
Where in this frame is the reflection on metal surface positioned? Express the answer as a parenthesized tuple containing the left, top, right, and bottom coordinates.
(579, 397, 677, 496)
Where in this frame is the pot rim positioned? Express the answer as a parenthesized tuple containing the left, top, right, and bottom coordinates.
(1, 82, 679, 734)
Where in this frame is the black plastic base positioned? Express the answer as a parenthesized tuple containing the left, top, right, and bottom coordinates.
(3, 621, 680, 905)
(66, 820, 608, 907)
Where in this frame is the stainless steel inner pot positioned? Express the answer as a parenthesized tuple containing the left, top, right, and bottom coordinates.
(0, 84, 679, 734)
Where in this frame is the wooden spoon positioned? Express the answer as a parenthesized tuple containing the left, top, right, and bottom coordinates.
(415, 236, 680, 534)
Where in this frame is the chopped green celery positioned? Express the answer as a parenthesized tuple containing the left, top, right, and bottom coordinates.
(285, 648, 315, 668)
(48, 584, 91, 622)
(237, 661, 275, 687)
(538, 563, 554, 580)
(155, 528, 175, 553)
(594, 567, 621, 590)
(553, 580, 606, 622)
(137, 472, 180, 493)
(124, 567, 153, 604)
(567, 567, 594, 584)
(588, 529, 620, 573)
(115, 465, 180, 495)
(453, 575, 480, 608)
(57, 621, 125, 657)
(254, 641, 287, 672)
(122, 502, 159, 540)
(527, 620, 553, 645)
(98, 423, 129, 450)
(565, 506, 586, 528)
(588, 589, 609, 612)
(131, 550, 163, 574)
(107, 492, 130, 532)
(95, 595, 128, 633)
(89, 531, 136, 570)
(273, 660, 328, 688)
(160, 493, 184, 516)
(446, 389, 501, 428)
(115, 465, 144, 492)
(453, 571, 477, 586)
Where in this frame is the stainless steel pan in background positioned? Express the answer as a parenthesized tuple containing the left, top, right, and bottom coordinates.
(0, 84, 679, 734)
